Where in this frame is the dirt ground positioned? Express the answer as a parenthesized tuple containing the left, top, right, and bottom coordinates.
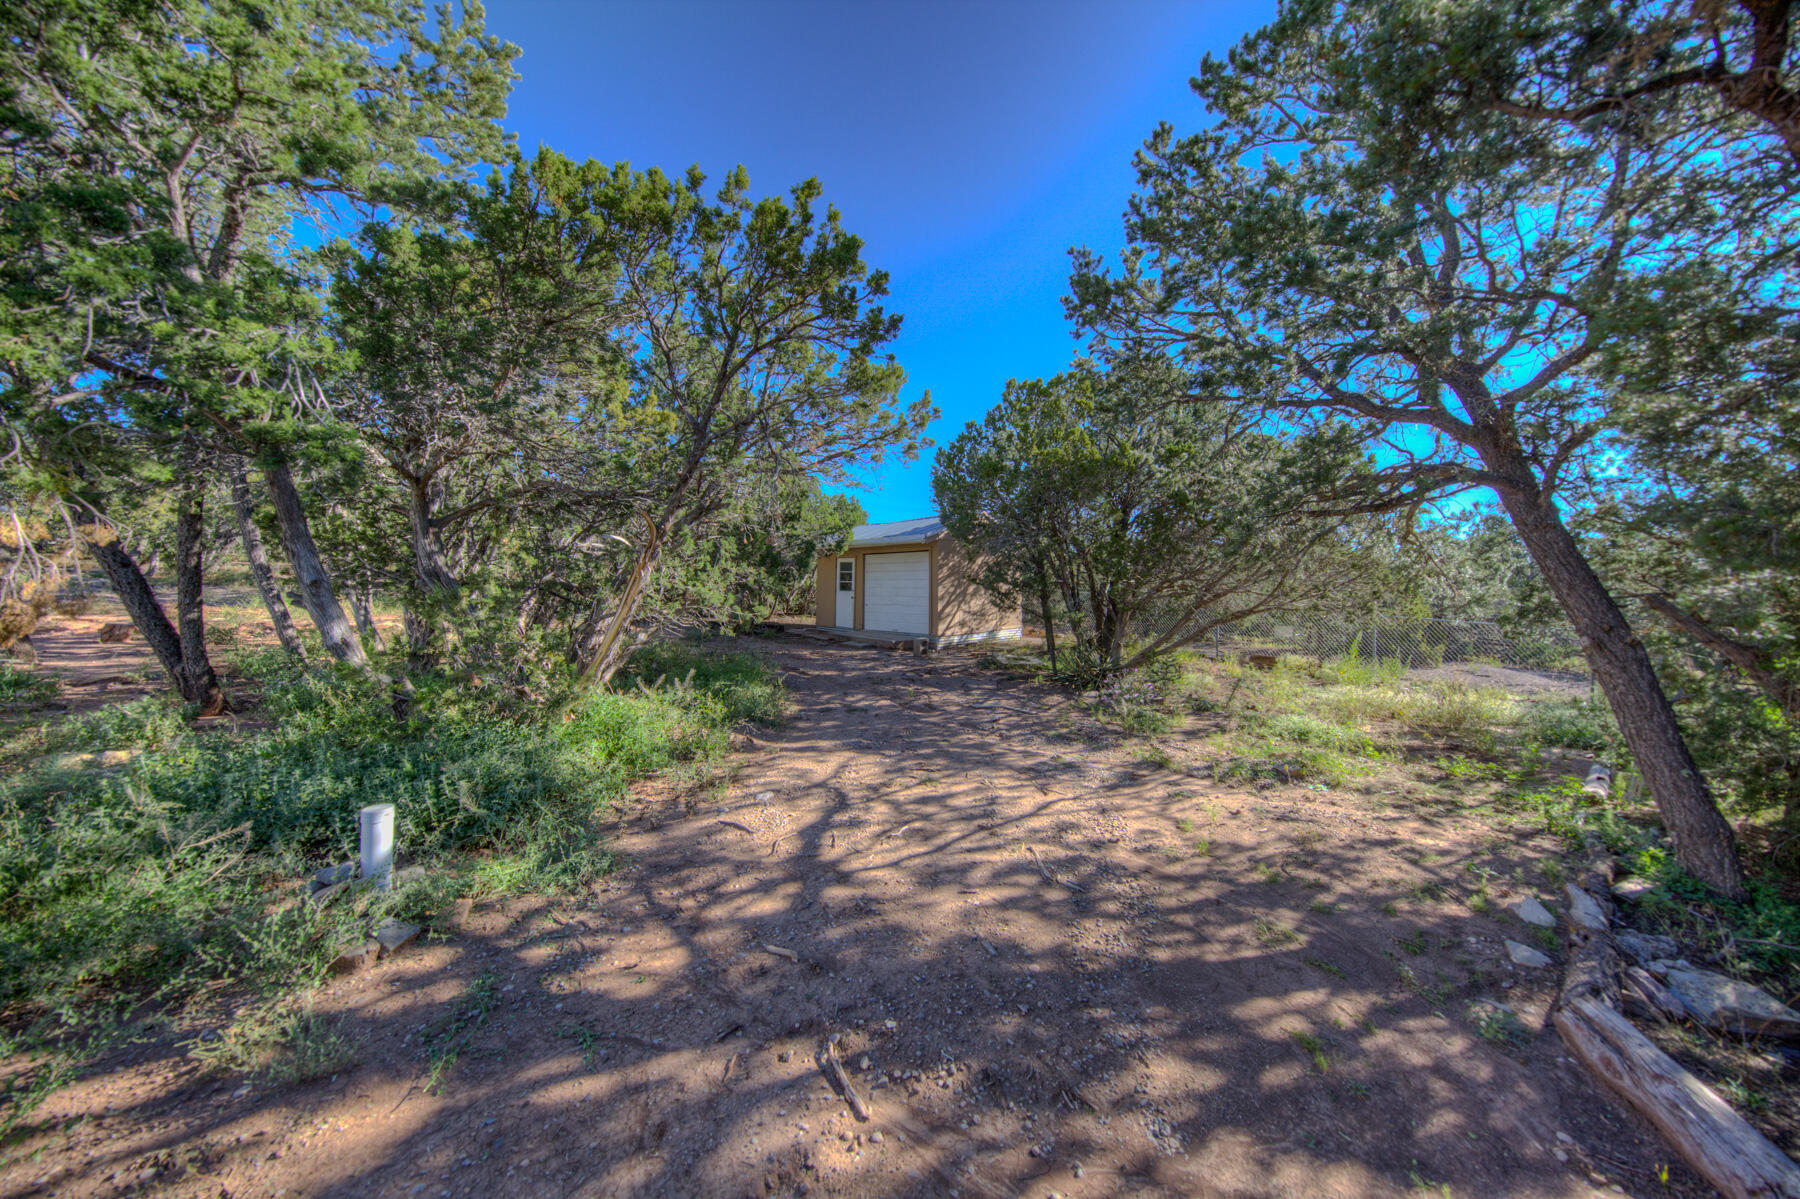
(0, 632, 1718, 1198)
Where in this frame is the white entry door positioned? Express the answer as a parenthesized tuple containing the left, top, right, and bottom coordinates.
(835, 557, 855, 628)
(862, 551, 930, 634)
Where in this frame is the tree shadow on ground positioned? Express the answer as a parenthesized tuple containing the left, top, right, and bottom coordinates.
(5, 636, 1717, 1199)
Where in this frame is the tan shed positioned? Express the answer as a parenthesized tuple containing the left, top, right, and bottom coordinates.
(813, 516, 1022, 647)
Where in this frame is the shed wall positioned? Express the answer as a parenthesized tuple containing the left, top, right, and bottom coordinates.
(934, 536, 1022, 638)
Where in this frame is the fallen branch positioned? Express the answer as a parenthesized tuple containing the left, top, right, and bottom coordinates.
(1028, 846, 1084, 892)
(761, 943, 799, 962)
(1554, 997, 1800, 1199)
(1551, 837, 1800, 1198)
(819, 1038, 870, 1122)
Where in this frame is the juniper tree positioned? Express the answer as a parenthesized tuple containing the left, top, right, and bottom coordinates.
(935, 357, 1387, 683)
(1068, 0, 1787, 896)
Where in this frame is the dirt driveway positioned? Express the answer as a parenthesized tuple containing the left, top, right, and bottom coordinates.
(7, 634, 1704, 1198)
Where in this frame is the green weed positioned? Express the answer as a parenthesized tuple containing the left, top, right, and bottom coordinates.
(192, 1001, 356, 1083)
(422, 970, 500, 1094)
(1467, 1002, 1528, 1048)
(1255, 918, 1300, 947)
(0, 642, 781, 1120)
(1289, 1029, 1330, 1073)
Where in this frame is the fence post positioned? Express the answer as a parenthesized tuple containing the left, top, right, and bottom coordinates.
(360, 803, 395, 892)
(1370, 628, 1378, 664)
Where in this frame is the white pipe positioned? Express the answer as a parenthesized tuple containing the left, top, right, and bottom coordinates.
(360, 803, 395, 891)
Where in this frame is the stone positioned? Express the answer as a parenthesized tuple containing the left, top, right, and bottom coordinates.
(312, 861, 357, 891)
(393, 865, 428, 889)
(1621, 965, 1691, 1024)
(1564, 885, 1608, 932)
(307, 880, 350, 909)
(1506, 939, 1554, 969)
(374, 918, 422, 958)
(97, 622, 135, 644)
(329, 939, 380, 974)
(1507, 896, 1555, 928)
(1614, 930, 1679, 966)
(1611, 877, 1654, 903)
(1661, 966, 1800, 1040)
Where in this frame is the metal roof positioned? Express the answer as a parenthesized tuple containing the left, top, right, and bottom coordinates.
(846, 515, 946, 548)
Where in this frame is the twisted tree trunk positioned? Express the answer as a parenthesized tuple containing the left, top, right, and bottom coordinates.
(262, 457, 368, 669)
(349, 575, 385, 652)
(173, 478, 225, 714)
(575, 515, 663, 689)
(79, 523, 185, 689)
(228, 459, 307, 662)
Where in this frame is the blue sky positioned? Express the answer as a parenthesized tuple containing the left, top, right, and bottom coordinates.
(486, 0, 1274, 521)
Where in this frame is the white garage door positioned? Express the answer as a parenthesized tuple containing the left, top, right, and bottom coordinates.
(862, 552, 930, 634)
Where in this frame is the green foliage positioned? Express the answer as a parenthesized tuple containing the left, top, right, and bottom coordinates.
(656, 481, 865, 629)
(1318, 644, 1407, 687)
(1518, 696, 1617, 755)
(1621, 845, 1800, 980)
(934, 354, 1392, 682)
(0, 662, 56, 704)
(0, 642, 780, 1103)
(1067, 0, 1775, 895)
(421, 970, 501, 1095)
(1467, 1002, 1528, 1049)
(39, 695, 186, 754)
(191, 1002, 357, 1084)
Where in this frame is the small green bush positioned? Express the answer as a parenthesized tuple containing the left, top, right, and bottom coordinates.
(1404, 683, 1515, 737)
(0, 641, 783, 1071)
(1520, 695, 1615, 753)
(0, 660, 56, 704)
(1259, 712, 1375, 755)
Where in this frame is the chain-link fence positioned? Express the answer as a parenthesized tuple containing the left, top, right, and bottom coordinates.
(1202, 610, 1588, 677)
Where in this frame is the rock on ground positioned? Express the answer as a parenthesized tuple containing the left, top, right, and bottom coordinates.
(1506, 939, 1555, 969)
(1507, 896, 1555, 927)
(1661, 967, 1800, 1041)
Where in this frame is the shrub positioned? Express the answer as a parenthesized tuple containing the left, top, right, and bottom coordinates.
(1318, 638, 1407, 687)
(1403, 683, 1515, 737)
(1520, 695, 1616, 754)
(1258, 711, 1375, 755)
(0, 642, 782, 1049)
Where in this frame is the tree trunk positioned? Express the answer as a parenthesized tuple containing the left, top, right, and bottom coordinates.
(1034, 561, 1058, 674)
(407, 476, 459, 592)
(173, 479, 225, 714)
(403, 602, 434, 673)
(349, 575, 385, 651)
(576, 516, 664, 689)
(1498, 487, 1748, 900)
(228, 459, 307, 662)
(262, 457, 368, 669)
(78, 523, 186, 691)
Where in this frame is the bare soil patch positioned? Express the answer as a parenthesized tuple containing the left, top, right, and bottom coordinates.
(0, 635, 1721, 1197)
(1408, 662, 1592, 699)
